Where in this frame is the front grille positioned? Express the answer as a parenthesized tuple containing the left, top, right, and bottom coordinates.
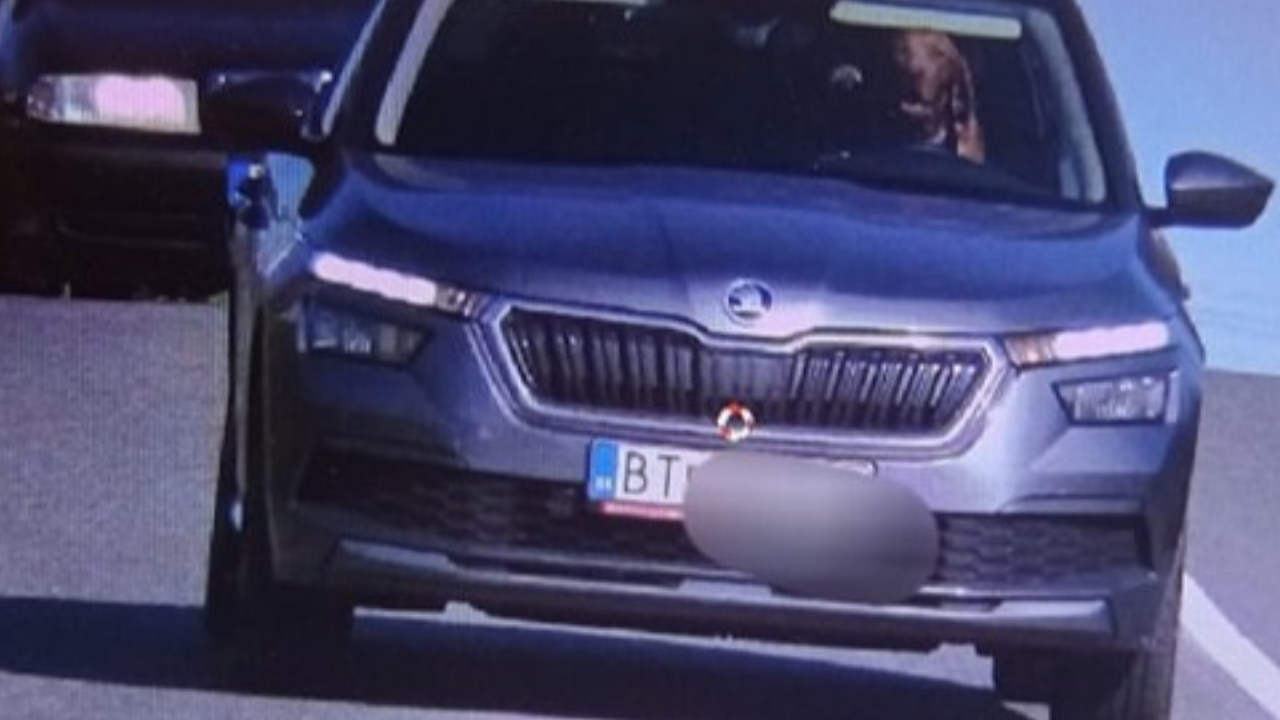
(500, 309, 988, 435)
(302, 452, 1150, 591)
(55, 210, 217, 249)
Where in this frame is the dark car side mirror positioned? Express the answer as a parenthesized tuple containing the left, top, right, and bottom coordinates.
(201, 70, 331, 153)
(1153, 151, 1274, 229)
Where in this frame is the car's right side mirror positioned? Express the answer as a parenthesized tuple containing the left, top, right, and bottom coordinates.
(1153, 151, 1274, 229)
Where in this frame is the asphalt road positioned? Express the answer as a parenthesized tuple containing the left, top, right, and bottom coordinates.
(0, 296, 1277, 720)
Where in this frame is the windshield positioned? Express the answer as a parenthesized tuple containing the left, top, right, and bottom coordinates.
(379, 0, 1108, 207)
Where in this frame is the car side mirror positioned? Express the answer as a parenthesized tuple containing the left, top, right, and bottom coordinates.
(201, 70, 331, 153)
(1153, 151, 1274, 229)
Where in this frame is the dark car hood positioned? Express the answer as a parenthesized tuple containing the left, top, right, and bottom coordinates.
(305, 156, 1174, 337)
(10, 0, 373, 79)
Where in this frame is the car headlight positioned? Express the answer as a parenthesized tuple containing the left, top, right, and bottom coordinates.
(1004, 320, 1172, 367)
(1056, 374, 1171, 424)
(309, 252, 485, 317)
(26, 74, 200, 135)
(300, 303, 425, 364)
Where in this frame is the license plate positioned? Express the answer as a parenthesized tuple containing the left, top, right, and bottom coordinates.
(587, 440, 712, 521)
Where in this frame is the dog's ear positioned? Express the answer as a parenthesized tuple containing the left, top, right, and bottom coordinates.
(945, 49, 985, 163)
(952, 72, 974, 121)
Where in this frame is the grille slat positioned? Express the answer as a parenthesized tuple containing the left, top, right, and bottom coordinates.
(866, 358, 899, 428)
(588, 327, 610, 405)
(830, 359, 865, 427)
(905, 362, 941, 427)
(639, 332, 660, 408)
(502, 310, 988, 435)
(603, 328, 624, 406)
(820, 351, 847, 425)
(801, 352, 831, 426)
(936, 361, 979, 422)
(531, 318, 555, 394)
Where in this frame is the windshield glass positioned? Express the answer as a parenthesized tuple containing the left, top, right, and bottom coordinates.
(381, 0, 1108, 207)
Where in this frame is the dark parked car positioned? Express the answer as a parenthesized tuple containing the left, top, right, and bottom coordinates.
(203, 1, 1272, 718)
(0, 0, 372, 297)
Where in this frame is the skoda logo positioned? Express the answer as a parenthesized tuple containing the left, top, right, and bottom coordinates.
(724, 280, 774, 324)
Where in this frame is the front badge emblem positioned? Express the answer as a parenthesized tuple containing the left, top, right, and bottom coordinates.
(716, 402, 757, 443)
(724, 280, 773, 324)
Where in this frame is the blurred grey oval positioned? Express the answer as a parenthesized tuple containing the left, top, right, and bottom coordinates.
(683, 451, 938, 605)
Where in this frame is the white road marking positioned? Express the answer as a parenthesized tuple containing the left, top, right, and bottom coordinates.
(1184, 574, 1280, 719)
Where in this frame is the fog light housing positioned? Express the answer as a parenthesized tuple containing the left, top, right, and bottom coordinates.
(1055, 374, 1170, 424)
(301, 304, 425, 364)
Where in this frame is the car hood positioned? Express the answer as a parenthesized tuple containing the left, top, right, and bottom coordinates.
(304, 155, 1175, 337)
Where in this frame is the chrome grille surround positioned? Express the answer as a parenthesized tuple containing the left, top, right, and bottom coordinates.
(479, 301, 1009, 457)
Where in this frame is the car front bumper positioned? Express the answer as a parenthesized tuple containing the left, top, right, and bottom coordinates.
(0, 120, 229, 294)
(253, 287, 1201, 653)
(321, 535, 1164, 653)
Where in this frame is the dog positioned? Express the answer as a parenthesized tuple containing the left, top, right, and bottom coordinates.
(889, 29, 986, 164)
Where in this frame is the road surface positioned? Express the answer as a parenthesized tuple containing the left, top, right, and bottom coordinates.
(1, 297, 1277, 719)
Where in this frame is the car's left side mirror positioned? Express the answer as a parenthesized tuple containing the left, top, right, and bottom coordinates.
(201, 70, 331, 153)
(1153, 151, 1274, 229)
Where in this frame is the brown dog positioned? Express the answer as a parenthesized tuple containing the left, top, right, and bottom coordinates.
(890, 29, 986, 164)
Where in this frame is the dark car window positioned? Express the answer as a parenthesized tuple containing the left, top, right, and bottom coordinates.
(386, 0, 1107, 207)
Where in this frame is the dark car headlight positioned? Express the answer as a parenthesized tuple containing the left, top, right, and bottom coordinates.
(299, 251, 489, 364)
(26, 74, 200, 135)
(299, 303, 426, 364)
(1004, 320, 1172, 367)
(309, 251, 485, 318)
(1055, 374, 1172, 424)
(1003, 320, 1177, 424)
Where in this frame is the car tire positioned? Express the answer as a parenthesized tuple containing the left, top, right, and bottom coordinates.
(992, 650, 1057, 704)
(202, 415, 242, 641)
(203, 358, 353, 689)
(1047, 545, 1184, 720)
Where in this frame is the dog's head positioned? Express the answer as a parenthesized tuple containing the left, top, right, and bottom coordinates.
(889, 29, 985, 162)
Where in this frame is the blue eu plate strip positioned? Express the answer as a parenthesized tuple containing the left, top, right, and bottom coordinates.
(588, 441, 619, 501)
